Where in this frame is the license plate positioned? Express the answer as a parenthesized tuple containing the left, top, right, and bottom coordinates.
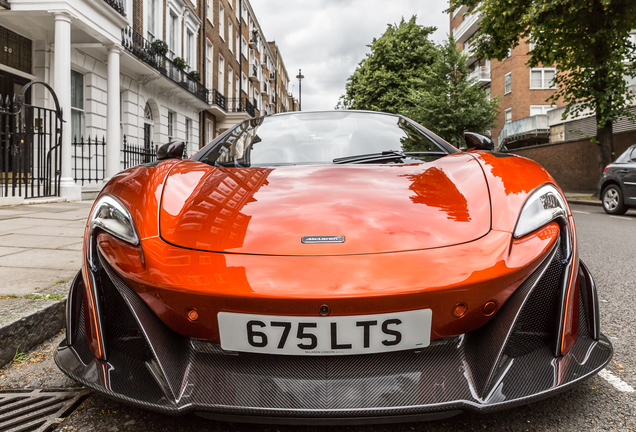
(217, 309, 432, 356)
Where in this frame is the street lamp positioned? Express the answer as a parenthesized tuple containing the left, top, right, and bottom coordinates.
(296, 69, 304, 111)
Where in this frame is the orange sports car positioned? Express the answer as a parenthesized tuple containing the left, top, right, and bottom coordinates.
(56, 111, 612, 424)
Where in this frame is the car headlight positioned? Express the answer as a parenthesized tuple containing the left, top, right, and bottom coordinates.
(88, 195, 140, 246)
(513, 184, 567, 239)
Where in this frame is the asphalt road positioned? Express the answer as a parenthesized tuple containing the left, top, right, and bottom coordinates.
(1, 203, 635, 431)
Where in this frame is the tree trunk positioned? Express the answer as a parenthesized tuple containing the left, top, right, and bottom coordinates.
(596, 113, 614, 174)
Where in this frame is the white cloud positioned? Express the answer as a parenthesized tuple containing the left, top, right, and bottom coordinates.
(249, 0, 450, 111)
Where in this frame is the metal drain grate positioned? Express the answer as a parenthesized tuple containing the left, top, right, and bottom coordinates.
(0, 389, 90, 432)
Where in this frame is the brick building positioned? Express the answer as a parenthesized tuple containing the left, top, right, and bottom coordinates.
(0, 0, 296, 203)
(199, 0, 296, 148)
(450, 6, 564, 150)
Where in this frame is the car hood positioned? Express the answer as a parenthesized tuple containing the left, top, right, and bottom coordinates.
(158, 153, 491, 256)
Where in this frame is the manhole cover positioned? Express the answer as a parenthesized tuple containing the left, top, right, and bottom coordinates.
(0, 389, 90, 432)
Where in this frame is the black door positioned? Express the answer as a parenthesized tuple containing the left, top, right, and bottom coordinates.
(144, 123, 152, 163)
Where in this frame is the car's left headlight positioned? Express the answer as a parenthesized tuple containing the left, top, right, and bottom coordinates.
(88, 195, 140, 246)
(513, 184, 567, 239)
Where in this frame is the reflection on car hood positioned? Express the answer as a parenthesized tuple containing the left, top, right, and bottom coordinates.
(159, 153, 491, 255)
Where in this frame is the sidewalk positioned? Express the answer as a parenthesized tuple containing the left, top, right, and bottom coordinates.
(0, 200, 93, 367)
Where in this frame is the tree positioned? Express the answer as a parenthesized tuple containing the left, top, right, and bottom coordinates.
(336, 16, 438, 113)
(449, 0, 636, 172)
(405, 37, 500, 147)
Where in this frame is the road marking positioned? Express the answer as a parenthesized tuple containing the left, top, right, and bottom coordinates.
(599, 369, 635, 393)
(609, 216, 632, 221)
(572, 210, 590, 214)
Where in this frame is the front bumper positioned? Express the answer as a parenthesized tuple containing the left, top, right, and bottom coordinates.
(55, 243, 612, 424)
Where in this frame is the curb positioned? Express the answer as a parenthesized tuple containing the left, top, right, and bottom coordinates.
(0, 299, 66, 368)
(567, 199, 602, 207)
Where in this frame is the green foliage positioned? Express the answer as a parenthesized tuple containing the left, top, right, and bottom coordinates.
(406, 38, 500, 147)
(151, 39, 169, 56)
(449, 0, 636, 166)
(23, 293, 65, 300)
(172, 57, 188, 70)
(189, 71, 202, 82)
(336, 16, 438, 113)
(13, 347, 28, 363)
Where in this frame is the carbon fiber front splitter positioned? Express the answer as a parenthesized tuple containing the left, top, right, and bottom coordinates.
(55, 246, 613, 425)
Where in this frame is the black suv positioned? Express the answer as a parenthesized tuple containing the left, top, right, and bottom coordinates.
(598, 144, 636, 214)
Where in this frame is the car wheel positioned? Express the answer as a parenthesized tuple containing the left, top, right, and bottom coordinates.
(602, 185, 628, 215)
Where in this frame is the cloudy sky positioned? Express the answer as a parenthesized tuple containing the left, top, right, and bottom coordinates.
(250, 0, 450, 111)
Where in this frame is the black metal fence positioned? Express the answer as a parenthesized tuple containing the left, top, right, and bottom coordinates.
(73, 135, 105, 185)
(121, 27, 209, 104)
(103, 0, 126, 16)
(213, 89, 227, 111)
(0, 82, 62, 199)
(122, 135, 156, 169)
(227, 97, 256, 117)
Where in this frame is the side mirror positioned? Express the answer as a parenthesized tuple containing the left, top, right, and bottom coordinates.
(157, 141, 187, 161)
(464, 132, 494, 151)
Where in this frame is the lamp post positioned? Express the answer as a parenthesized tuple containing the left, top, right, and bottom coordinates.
(296, 69, 304, 111)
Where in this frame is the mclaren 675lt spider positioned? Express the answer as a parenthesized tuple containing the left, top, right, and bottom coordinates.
(56, 111, 612, 425)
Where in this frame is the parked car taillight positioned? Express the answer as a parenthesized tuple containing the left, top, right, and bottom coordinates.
(603, 165, 611, 174)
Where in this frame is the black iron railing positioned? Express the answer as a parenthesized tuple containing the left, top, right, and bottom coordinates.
(122, 135, 156, 169)
(227, 98, 256, 117)
(121, 27, 209, 104)
(104, 0, 126, 16)
(213, 89, 226, 111)
(73, 135, 106, 185)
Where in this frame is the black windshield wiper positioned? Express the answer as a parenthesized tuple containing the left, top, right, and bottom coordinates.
(333, 150, 407, 164)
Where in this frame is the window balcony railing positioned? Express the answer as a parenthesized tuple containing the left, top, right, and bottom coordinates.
(121, 27, 209, 104)
(468, 66, 491, 82)
(212, 89, 227, 111)
(227, 97, 256, 117)
(454, 10, 482, 43)
(104, 0, 126, 16)
(497, 114, 549, 149)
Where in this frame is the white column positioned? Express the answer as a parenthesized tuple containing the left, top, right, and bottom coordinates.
(105, 45, 121, 182)
(53, 12, 81, 201)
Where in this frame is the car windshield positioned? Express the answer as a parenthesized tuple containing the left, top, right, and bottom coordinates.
(198, 112, 449, 167)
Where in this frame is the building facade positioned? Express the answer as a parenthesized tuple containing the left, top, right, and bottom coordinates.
(450, 6, 564, 149)
(0, 0, 295, 203)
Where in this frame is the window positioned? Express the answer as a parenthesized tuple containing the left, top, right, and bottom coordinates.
(147, 0, 156, 41)
(207, 0, 213, 24)
(168, 111, 175, 141)
(228, 66, 233, 99)
(504, 72, 511, 94)
(505, 109, 512, 124)
(185, 30, 194, 67)
(168, 11, 178, 58)
(241, 36, 247, 58)
(228, 22, 234, 52)
(185, 118, 192, 145)
(530, 68, 557, 89)
(219, 5, 225, 40)
(241, 72, 247, 92)
(235, 74, 240, 99)
(71, 70, 84, 141)
(206, 41, 213, 90)
(218, 55, 225, 95)
(236, 33, 240, 62)
(206, 119, 214, 144)
(242, 0, 248, 23)
(530, 105, 554, 116)
(235, 0, 239, 18)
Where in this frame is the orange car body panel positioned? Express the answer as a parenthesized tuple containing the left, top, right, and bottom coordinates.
(91, 150, 575, 345)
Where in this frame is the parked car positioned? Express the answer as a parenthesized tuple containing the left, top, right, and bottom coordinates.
(598, 144, 636, 214)
(55, 111, 611, 425)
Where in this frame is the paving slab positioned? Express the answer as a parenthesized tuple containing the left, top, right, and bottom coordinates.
(0, 234, 81, 249)
(11, 225, 86, 238)
(0, 246, 27, 257)
(0, 249, 81, 271)
(59, 242, 84, 251)
(0, 267, 76, 296)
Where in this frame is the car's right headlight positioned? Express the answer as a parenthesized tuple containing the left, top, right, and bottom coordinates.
(88, 195, 140, 246)
(513, 184, 567, 239)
